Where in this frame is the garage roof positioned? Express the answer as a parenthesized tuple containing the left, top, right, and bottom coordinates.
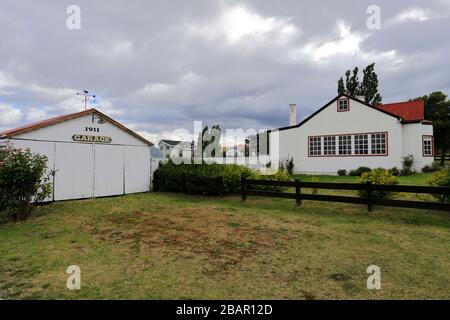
(0, 108, 153, 146)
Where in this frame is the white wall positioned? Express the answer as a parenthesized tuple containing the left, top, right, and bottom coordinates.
(270, 98, 408, 174)
(3, 113, 151, 200)
(402, 123, 434, 171)
(15, 114, 148, 146)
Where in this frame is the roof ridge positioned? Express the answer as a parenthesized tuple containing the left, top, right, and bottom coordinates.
(272, 94, 401, 132)
(380, 100, 424, 106)
(0, 108, 96, 137)
(0, 108, 153, 146)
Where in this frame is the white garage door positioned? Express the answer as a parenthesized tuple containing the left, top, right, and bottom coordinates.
(8, 140, 150, 200)
(94, 144, 124, 197)
(124, 146, 150, 194)
(54, 143, 94, 201)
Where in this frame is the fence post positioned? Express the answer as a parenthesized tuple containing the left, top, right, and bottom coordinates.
(241, 175, 247, 201)
(367, 181, 373, 212)
(295, 179, 302, 206)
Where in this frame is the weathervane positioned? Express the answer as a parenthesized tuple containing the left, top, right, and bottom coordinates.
(76, 90, 96, 110)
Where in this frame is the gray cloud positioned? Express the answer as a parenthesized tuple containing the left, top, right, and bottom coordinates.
(1, 0, 449, 143)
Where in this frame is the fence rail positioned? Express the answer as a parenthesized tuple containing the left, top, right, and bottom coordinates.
(153, 174, 224, 195)
(242, 177, 450, 212)
(434, 154, 450, 161)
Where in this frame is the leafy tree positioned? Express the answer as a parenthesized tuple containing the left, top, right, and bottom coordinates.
(337, 63, 382, 105)
(345, 67, 360, 97)
(337, 77, 345, 95)
(359, 63, 382, 105)
(412, 92, 450, 165)
(0, 146, 52, 221)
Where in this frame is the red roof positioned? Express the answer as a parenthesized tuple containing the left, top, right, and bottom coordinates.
(0, 108, 153, 146)
(376, 100, 425, 122)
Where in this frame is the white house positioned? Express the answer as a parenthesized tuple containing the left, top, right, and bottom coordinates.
(264, 94, 434, 174)
(0, 108, 153, 201)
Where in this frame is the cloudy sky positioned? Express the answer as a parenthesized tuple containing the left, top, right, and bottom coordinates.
(0, 0, 449, 144)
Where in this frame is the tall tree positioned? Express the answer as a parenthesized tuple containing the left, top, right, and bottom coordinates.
(345, 67, 360, 97)
(337, 63, 382, 105)
(337, 77, 345, 95)
(359, 63, 382, 105)
(412, 92, 450, 165)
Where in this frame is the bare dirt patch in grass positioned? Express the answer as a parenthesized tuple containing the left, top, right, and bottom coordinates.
(89, 206, 294, 275)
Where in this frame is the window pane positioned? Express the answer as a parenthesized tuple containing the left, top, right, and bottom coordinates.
(371, 133, 387, 155)
(355, 134, 368, 155)
(338, 135, 352, 155)
(324, 136, 336, 155)
(309, 136, 322, 156)
(338, 99, 349, 111)
(423, 136, 433, 156)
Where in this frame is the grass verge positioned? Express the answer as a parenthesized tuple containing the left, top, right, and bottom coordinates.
(1, 192, 449, 299)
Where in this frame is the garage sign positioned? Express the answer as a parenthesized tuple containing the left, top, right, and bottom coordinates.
(72, 134, 112, 144)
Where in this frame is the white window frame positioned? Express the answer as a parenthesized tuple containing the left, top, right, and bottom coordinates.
(309, 136, 322, 156)
(422, 136, 433, 157)
(338, 135, 352, 155)
(323, 136, 336, 155)
(337, 98, 349, 112)
(354, 134, 369, 155)
(371, 133, 387, 155)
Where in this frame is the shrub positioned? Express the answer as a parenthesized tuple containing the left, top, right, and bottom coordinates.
(155, 161, 293, 194)
(0, 147, 52, 221)
(428, 168, 450, 203)
(222, 164, 252, 193)
(155, 161, 252, 194)
(279, 161, 285, 173)
(432, 161, 442, 171)
(388, 167, 400, 176)
(349, 166, 371, 176)
(401, 154, 415, 176)
(249, 170, 292, 192)
(285, 157, 294, 175)
(422, 162, 441, 173)
(358, 168, 399, 200)
(337, 169, 346, 176)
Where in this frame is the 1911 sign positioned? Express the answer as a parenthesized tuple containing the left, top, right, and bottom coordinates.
(72, 134, 112, 143)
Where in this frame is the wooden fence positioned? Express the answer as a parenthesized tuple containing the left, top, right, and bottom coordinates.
(241, 177, 450, 212)
(153, 174, 224, 195)
(434, 154, 450, 162)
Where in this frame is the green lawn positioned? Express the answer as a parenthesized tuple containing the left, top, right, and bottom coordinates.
(1, 191, 449, 300)
(293, 172, 433, 186)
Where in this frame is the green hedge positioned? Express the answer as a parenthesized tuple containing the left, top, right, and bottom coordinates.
(155, 161, 291, 194)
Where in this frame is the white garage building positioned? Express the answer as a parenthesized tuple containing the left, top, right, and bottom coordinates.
(0, 108, 153, 201)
